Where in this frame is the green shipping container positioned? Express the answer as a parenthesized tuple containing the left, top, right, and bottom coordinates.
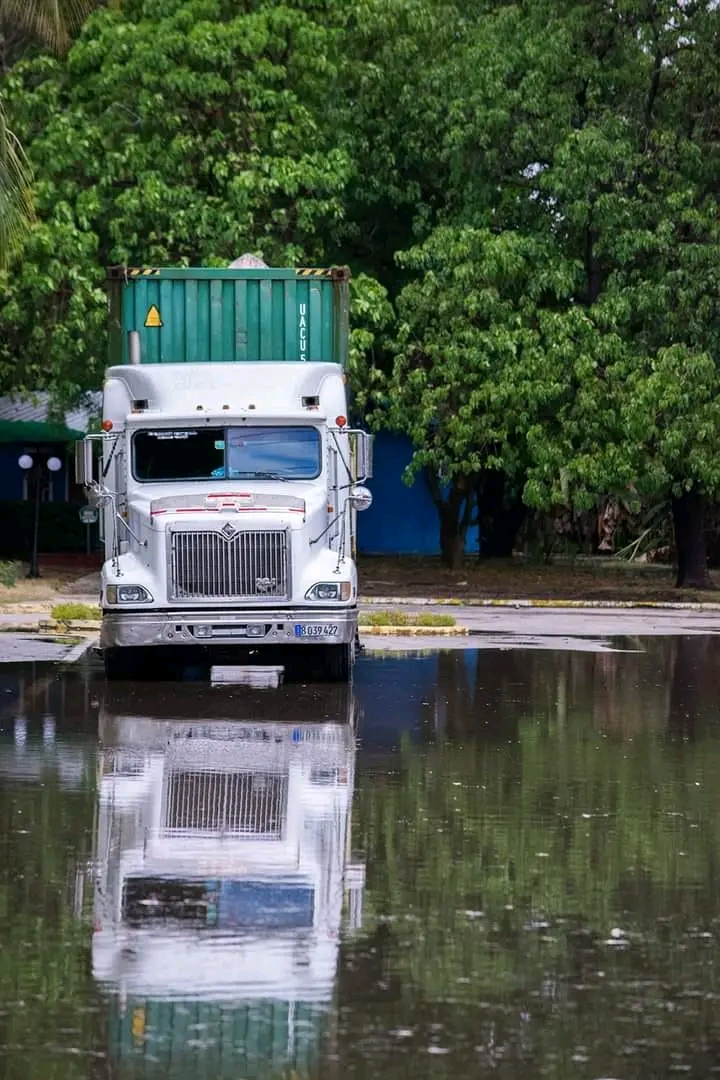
(106, 265, 350, 368)
(109, 996, 328, 1079)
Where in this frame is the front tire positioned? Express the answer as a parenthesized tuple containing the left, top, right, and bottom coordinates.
(104, 647, 190, 681)
(320, 642, 353, 682)
(103, 647, 142, 681)
(284, 643, 353, 683)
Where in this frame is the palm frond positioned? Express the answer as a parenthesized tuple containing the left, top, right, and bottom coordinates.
(0, 0, 96, 53)
(0, 99, 35, 269)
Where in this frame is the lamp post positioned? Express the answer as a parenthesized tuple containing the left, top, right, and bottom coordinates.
(18, 453, 62, 578)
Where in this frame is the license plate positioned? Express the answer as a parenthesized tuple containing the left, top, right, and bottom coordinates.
(294, 624, 339, 638)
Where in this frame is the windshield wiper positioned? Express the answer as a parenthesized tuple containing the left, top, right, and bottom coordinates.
(231, 471, 286, 480)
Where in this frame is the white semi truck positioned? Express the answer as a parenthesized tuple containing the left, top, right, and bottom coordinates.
(92, 682, 364, 1076)
(76, 264, 373, 681)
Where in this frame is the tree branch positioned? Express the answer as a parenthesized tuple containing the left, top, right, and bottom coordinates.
(643, 46, 663, 144)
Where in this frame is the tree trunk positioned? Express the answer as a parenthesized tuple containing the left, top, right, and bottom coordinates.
(667, 636, 713, 740)
(439, 507, 465, 570)
(424, 469, 475, 570)
(672, 489, 714, 589)
(476, 469, 526, 558)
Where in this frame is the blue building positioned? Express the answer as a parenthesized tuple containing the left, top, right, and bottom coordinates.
(357, 431, 479, 556)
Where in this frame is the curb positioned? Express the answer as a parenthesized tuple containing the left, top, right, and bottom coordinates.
(360, 597, 720, 611)
(41, 619, 102, 632)
(0, 605, 53, 615)
(61, 634, 100, 664)
(0, 621, 102, 634)
(360, 625, 467, 636)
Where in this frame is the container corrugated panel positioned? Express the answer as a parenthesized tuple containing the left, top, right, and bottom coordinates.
(107, 266, 350, 368)
(109, 996, 327, 1075)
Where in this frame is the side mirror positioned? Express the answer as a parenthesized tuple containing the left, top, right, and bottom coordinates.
(351, 431, 374, 481)
(74, 439, 94, 487)
(348, 485, 373, 512)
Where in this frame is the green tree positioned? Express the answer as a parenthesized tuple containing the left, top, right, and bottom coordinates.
(0, 0, 97, 267)
(1, 0, 94, 55)
(381, 225, 590, 567)
(8, 0, 353, 268)
(378, 0, 720, 582)
(334, 0, 478, 286)
(0, 0, 354, 400)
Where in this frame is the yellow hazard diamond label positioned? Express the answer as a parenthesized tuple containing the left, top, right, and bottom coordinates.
(131, 1007, 146, 1041)
(144, 305, 162, 328)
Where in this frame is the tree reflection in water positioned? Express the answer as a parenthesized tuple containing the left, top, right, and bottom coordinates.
(343, 639, 720, 1078)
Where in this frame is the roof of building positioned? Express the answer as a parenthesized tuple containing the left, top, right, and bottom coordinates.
(0, 419, 86, 444)
(0, 392, 101, 445)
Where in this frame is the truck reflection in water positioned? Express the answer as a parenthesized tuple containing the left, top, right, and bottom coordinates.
(93, 683, 364, 1079)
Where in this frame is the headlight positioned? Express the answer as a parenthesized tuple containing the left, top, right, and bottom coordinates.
(305, 581, 352, 601)
(106, 585, 153, 604)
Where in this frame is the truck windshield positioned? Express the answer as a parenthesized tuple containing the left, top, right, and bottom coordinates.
(133, 426, 321, 482)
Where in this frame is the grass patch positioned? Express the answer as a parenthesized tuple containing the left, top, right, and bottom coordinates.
(359, 610, 456, 628)
(0, 561, 21, 588)
(51, 602, 100, 622)
(415, 612, 458, 626)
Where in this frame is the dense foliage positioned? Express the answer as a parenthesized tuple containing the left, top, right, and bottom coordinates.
(377, 0, 720, 576)
(1, 0, 720, 577)
(0, 0, 97, 265)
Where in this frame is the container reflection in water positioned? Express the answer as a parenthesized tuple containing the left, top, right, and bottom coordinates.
(93, 683, 364, 1078)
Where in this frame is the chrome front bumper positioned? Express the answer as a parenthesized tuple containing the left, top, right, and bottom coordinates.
(100, 607, 357, 649)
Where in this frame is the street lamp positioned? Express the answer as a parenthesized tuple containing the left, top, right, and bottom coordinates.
(18, 453, 62, 578)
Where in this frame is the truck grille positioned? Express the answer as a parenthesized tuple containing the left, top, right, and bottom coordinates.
(162, 770, 288, 838)
(169, 528, 289, 600)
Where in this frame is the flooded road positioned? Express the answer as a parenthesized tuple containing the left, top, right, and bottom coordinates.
(2, 639, 720, 1078)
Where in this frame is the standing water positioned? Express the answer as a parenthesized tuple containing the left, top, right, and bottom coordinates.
(1, 639, 720, 1078)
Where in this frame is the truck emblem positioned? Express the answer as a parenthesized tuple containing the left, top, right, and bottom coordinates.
(221, 522, 236, 540)
(256, 577, 276, 593)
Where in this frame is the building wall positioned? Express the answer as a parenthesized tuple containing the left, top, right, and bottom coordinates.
(357, 432, 479, 556)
